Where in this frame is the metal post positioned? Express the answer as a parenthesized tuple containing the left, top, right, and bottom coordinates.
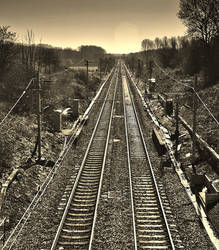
(137, 59, 140, 83)
(37, 71, 42, 161)
(149, 60, 153, 80)
(85, 60, 89, 84)
(175, 96, 179, 160)
(148, 60, 153, 95)
(192, 75, 197, 164)
(99, 60, 101, 83)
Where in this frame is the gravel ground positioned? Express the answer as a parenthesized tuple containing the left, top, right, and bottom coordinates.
(2, 68, 217, 249)
(129, 75, 215, 249)
(132, 73, 219, 238)
(2, 76, 111, 249)
(92, 73, 134, 249)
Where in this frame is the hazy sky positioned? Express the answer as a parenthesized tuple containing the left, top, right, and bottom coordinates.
(1, 0, 187, 53)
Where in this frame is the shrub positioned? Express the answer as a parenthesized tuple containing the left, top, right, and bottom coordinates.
(0, 114, 35, 173)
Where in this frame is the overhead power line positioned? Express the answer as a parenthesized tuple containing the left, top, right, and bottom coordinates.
(0, 78, 35, 128)
(152, 57, 219, 126)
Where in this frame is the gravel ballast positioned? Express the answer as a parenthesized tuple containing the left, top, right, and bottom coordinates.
(129, 72, 215, 249)
(92, 72, 134, 249)
(2, 75, 111, 249)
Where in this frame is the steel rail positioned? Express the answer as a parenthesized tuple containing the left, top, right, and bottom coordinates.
(88, 68, 119, 249)
(124, 65, 175, 250)
(122, 72, 138, 249)
(51, 67, 118, 250)
(3, 67, 116, 250)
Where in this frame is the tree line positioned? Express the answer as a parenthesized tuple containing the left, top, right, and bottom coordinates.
(128, 0, 219, 87)
(0, 26, 112, 107)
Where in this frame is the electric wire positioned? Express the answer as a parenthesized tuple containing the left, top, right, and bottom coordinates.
(0, 78, 35, 128)
(152, 56, 219, 125)
(2, 67, 114, 249)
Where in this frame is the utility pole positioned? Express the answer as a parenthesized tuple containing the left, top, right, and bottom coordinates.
(137, 59, 141, 83)
(99, 59, 102, 83)
(192, 75, 197, 166)
(149, 60, 153, 80)
(85, 60, 89, 84)
(148, 60, 154, 93)
(175, 96, 179, 160)
(37, 71, 42, 161)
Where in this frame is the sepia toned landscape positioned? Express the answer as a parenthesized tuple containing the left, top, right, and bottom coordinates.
(0, 0, 218, 249)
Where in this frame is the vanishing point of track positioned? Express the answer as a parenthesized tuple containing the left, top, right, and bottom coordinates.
(51, 62, 178, 249)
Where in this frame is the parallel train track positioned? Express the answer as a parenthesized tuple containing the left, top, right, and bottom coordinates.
(51, 66, 119, 249)
(122, 65, 179, 249)
(51, 62, 181, 249)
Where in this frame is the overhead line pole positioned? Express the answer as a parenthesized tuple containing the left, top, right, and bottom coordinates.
(85, 60, 89, 84)
(175, 96, 179, 160)
(37, 70, 42, 161)
(192, 75, 197, 166)
(99, 59, 101, 83)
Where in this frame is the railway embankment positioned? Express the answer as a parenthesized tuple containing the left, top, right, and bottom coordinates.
(127, 67, 218, 249)
(0, 69, 107, 248)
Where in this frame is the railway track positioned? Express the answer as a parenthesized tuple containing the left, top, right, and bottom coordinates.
(51, 66, 119, 249)
(122, 65, 180, 249)
(51, 62, 182, 249)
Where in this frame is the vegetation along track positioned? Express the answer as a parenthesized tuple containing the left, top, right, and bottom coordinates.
(51, 65, 119, 249)
(122, 64, 183, 250)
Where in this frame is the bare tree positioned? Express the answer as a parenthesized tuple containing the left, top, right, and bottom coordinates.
(154, 37, 162, 49)
(178, 0, 219, 45)
(170, 37, 177, 50)
(21, 30, 37, 71)
(162, 36, 169, 48)
(141, 39, 154, 50)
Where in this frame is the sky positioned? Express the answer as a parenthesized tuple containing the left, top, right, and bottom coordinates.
(0, 0, 187, 54)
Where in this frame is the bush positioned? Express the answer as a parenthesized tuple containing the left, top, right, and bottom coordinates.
(74, 70, 87, 85)
(0, 114, 35, 173)
(0, 63, 36, 114)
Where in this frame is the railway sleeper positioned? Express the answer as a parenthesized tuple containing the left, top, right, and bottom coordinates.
(82, 169, 101, 173)
(65, 217, 93, 222)
(136, 203, 158, 208)
(62, 228, 90, 234)
(58, 240, 89, 246)
(136, 200, 157, 204)
(76, 184, 99, 189)
(77, 181, 99, 187)
(139, 239, 168, 245)
(74, 194, 97, 199)
(139, 246, 169, 249)
(80, 177, 99, 184)
(137, 224, 163, 228)
(81, 174, 101, 178)
(73, 198, 96, 203)
(60, 234, 90, 240)
(137, 215, 160, 219)
(71, 202, 96, 207)
(137, 219, 162, 223)
(74, 190, 98, 194)
(75, 188, 97, 193)
(138, 229, 165, 234)
(64, 222, 92, 228)
(136, 197, 157, 201)
(68, 212, 93, 217)
(139, 235, 166, 238)
(83, 165, 101, 169)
